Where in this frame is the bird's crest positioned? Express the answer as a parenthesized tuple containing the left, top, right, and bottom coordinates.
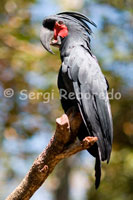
(57, 11, 97, 35)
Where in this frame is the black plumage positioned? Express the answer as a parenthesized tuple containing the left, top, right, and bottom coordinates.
(40, 11, 113, 188)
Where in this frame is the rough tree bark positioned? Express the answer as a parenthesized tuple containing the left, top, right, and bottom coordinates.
(6, 107, 97, 200)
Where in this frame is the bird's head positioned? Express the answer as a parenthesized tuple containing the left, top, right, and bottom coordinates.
(40, 11, 96, 54)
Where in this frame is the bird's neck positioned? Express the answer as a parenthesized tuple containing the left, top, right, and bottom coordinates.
(60, 33, 92, 59)
(60, 33, 86, 56)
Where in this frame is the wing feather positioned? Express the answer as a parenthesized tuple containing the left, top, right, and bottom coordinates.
(66, 46, 113, 161)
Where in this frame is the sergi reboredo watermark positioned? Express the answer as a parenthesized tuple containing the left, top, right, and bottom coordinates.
(3, 88, 121, 103)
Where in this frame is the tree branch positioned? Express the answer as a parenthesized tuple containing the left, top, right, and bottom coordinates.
(6, 107, 97, 200)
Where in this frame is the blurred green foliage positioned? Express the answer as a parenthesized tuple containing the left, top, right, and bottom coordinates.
(0, 0, 133, 200)
(0, 0, 62, 199)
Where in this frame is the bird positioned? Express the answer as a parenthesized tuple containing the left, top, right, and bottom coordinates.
(40, 11, 113, 189)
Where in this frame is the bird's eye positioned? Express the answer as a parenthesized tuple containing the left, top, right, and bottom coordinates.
(58, 21, 63, 25)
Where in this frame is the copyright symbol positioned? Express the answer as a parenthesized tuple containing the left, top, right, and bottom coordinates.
(4, 88, 14, 98)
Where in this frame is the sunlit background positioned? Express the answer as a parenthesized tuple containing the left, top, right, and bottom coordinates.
(0, 0, 133, 199)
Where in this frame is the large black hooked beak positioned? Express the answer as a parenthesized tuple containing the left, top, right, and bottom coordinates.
(40, 26, 54, 54)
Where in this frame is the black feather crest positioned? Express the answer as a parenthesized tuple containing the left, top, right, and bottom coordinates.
(57, 11, 97, 35)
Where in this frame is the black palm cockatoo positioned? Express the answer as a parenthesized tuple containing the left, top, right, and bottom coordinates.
(40, 11, 113, 189)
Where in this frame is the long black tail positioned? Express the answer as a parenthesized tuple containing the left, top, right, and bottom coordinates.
(95, 150, 101, 189)
(78, 123, 102, 188)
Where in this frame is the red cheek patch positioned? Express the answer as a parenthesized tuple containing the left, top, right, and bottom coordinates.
(54, 21, 68, 40)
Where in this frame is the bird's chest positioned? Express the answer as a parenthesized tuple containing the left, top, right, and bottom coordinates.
(59, 60, 74, 93)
